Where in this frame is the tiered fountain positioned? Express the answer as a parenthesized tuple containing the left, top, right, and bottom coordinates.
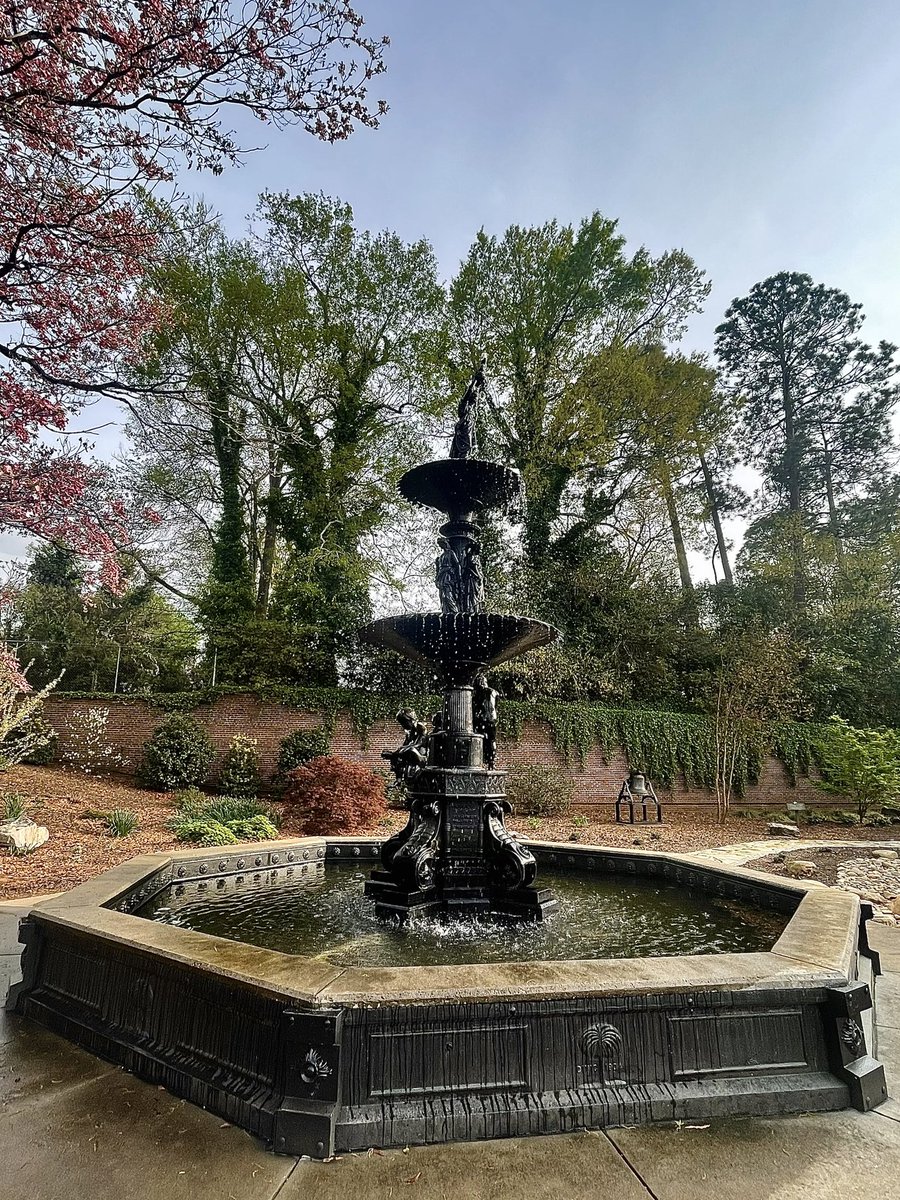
(8, 369, 885, 1160)
(360, 363, 559, 921)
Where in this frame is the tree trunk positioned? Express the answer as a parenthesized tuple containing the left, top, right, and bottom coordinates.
(698, 449, 734, 586)
(780, 364, 806, 610)
(256, 463, 281, 617)
(659, 465, 694, 596)
(209, 377, 251, 590)
(817, 421, 844, 564)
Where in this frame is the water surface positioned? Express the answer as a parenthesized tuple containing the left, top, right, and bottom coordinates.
(135, 863, 787, 967)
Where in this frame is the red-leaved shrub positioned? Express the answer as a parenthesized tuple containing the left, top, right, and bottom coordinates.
(282, 756, 387, 835)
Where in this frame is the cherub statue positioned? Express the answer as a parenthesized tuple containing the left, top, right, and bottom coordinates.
(460, 540, 485, 612)
(382, 708, 428, 785)
(473, 672, 499, 768)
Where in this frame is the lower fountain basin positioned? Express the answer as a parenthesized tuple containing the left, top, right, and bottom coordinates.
(7, 837, 886, 1159)
(138, 863, 787, 966)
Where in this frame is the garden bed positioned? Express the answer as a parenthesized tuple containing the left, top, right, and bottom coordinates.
(746, 844, 900, 896)
(2, 763, 897, 902)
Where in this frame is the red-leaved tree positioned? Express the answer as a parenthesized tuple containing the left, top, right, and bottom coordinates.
(0, 0, 388, 586)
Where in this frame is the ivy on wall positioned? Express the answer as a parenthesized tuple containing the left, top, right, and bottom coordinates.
(52, 686, 829, 791)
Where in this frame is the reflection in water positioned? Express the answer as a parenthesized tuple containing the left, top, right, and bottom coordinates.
(135, 863, 787, 968)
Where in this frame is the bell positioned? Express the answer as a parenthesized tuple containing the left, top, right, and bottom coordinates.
(630, 772, 647, 797)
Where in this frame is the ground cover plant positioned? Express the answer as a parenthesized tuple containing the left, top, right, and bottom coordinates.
(168, 788, 279, 847)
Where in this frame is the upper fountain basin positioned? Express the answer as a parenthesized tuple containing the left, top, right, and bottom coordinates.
(399, 459, 521, 515)
(359, 611, 559, 684)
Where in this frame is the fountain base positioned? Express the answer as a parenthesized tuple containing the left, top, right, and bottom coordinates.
(365, 766, 559, 922)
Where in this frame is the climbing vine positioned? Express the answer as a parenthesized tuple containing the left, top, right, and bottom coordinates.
(54, 686, 827, 788)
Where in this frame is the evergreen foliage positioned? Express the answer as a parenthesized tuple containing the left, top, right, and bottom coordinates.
(139, 713, 214, 790)
(276, 727, 332, 776)
(506, 764, 574, 817)
(168, 790, 279, 845)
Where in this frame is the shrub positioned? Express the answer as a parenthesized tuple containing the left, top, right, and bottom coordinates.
(801, 808, 833, 826)
(505, 763, 574, 817)
(815, 716, 900, 822)
(140, 713, 213, 791)
(3, 712, 57, 766)
(277, 727, 330, 777)
(168, 791, 279, 846)
(172, 817, 240, 846)
(228, 814, 279, 841)
(867, 811, 893, 827)
(106, 808, 139, 837)
(170, 786, 209, 814)
(831, 809, 860, 826)
(2, 791, 28, 820)
(219, 735, 261, 797)
(282, 755, 386, 835)
(59, 707, 128, 776)
(0, 646, 60, 771)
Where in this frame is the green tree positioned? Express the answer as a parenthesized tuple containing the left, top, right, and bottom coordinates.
(816, 716, 900, 822)
(129, 194, 448, 684)
(450, 217, 709, 575)
(715, 272, 899, 609)
(12, 546, 198, 692)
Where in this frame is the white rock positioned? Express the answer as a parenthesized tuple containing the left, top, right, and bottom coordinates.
(784, 859, 817, 878)
(0, 817, 49, 853)
(872, 849, 899, 860)
(768, 822, 800, 837)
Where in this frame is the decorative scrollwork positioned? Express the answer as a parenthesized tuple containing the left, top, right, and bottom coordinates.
(300, 1048, 333, 1086)
(840, 1018, 864, 1056)
(483, 800, 536, 891)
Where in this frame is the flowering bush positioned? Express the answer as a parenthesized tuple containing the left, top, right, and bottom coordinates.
(0, 644, 58, 770)
(59, 707, 129, 776)
(139, 713, 213, 790)
(219, 734, 261, 797)
(282, 755, 386, 835)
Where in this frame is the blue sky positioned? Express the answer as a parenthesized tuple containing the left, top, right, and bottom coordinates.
(22, 0, 900, 574)
(194, 0, 900, 354)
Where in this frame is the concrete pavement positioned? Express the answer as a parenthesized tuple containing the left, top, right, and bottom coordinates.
(4, 896, 900, 1200)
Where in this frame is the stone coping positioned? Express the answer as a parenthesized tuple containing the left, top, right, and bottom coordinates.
(15, 836, 860, 1008)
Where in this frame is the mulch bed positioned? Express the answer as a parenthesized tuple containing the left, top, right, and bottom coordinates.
(746, 845, 898, 886)
(2, 764, 897, 902)
(0, 765, 180, 901)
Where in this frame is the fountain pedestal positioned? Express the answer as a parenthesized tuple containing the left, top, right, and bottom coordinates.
(359, 365, 562, 922)
(365, 685, 558, 920)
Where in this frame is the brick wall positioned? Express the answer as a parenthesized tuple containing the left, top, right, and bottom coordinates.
(41, 693, 824, 811)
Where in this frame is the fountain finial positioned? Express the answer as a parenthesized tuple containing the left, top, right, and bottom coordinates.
(449, 358, 487, 459)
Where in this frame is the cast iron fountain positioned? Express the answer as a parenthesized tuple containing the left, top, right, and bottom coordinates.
(7, 375, 886, 1160)
(359, 363, 559, 921)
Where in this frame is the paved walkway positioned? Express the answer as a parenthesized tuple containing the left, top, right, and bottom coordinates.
(4, 894, 900, 1200)
(688, 837, 900, 868)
